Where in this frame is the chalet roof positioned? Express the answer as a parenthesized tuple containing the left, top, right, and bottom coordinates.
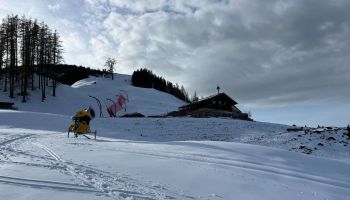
(180, 92, 238, 109)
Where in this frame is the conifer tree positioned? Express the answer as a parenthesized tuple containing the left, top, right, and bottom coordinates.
(0, 15, 63, 101)
(192, 91, 199, 102)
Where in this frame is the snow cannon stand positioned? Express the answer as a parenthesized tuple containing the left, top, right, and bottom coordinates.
(68, 107, 97, 140)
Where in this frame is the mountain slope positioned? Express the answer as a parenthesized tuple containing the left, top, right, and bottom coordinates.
(0, 74, 185, 116)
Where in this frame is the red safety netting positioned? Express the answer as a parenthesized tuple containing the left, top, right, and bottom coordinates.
(107, 95, 127, 117)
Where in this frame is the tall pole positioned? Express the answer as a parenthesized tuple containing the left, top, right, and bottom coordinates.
(88, 95, 103, 117)
(217, 85, 220, 94)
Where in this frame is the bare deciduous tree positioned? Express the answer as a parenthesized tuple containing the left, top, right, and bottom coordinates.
(104, 57, 116, 80)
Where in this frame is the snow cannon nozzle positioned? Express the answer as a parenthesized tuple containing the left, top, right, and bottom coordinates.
(88, 107, 95, 119)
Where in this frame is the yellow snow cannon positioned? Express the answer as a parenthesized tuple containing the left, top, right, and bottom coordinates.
(68, 107, 97, 139)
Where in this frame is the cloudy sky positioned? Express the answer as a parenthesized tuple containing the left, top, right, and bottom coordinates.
(1, 0, 349, 126)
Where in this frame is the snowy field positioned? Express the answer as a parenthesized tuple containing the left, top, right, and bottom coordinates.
(235, 127, 350, 161)
(1, 110, 350, 200)
(1, 75, 350, 199)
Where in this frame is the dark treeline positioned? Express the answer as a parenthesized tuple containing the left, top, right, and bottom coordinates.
(50, 64, 104, 85)
(0, 15, 105, 101)
(131, 68, 190, 102)
(0, 14, 63, 102)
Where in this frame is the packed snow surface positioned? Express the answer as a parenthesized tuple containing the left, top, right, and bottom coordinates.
(1, 110, 350, 200)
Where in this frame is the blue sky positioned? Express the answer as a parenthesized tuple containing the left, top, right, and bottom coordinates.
(1, 0, 349, 127)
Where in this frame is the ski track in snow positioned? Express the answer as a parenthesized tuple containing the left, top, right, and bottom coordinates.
(0, 132, 194, 200)
(0, 134, 97, 194)
(0, 133, 36, 162)
(101, 145, 350, 192)
(1, 132, 350, 199)
(0, 175, 98, 193)
(0, 121, 349, 199)
(0, 134, 35, 146)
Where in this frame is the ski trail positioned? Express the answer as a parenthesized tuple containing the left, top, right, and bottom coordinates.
(35, 143, 63, 162)
(111, 148, 350, 191)
(0, 160, 61, 169)
(35, 143, 187, 200)
(0, 134, 35, 161)
(0, 134, 103, 196)
(0, 175, 99, 193)
(0, 134, 34, 146)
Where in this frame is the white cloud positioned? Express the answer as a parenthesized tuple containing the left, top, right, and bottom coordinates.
(75, 0, 350, 109)
(109, 0, 167, 12)
(48, 3, 61, 12)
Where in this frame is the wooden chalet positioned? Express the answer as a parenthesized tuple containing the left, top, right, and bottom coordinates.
(169, 93, 250, 120)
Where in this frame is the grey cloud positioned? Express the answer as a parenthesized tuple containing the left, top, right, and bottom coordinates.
(78, 0, 350, 108)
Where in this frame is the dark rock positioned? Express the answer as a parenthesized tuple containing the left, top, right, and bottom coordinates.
(326, 137, 336, 141)
(121, 112, 145, 118)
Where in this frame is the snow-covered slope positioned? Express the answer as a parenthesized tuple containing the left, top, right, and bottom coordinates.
(1, 110, 350, 200)
(1, 110, 288, 142)
(0, 74, 185, 116)
(235, 128, 350, 160)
